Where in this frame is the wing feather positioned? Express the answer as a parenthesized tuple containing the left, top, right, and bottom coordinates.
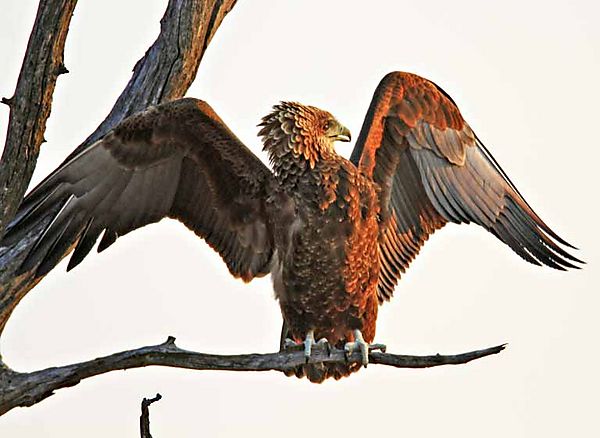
(350, 71, 581, 302)
(5, 98, 275, 282)
(68, 218, 98, 270)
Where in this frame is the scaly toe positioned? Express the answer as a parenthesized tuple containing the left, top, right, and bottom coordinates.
(304, 330, 316, 363)
(316, 338, 331, 356)
(344, 330, 373, 367)
(360, 344, 369, 367)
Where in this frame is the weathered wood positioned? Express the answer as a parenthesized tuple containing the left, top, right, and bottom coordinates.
(0, 0, 77, 239)
(72, 0, 238, 156)
(0, 0, 238, 336)
(0, 336, 506, 416)
(140, 393, 162, 438)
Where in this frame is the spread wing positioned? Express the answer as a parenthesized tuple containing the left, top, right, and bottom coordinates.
(4, 98, 275, 281)
(350, 72, 582, 303)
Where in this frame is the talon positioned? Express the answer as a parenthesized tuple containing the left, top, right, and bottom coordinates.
(344, 329, 381, 368)
(316, 338, 331, 356)
(304, 330, 316, 363)
(283, 338, 299, 350)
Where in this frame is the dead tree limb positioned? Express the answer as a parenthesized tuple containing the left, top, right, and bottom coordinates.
(140, 393, 162, 438)
(0, 0, 238, 337)
(0, 336, 506, 416)
(0, 0, 77, 240)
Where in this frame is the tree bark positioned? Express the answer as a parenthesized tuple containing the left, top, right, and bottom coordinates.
(0, 336, 505, 416)
(0, 0, 77, 240)
(140, 394, 162, 438)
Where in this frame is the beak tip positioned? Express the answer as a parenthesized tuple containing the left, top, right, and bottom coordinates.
(341, 127, 352, 143)
(329, 125, 352, 143)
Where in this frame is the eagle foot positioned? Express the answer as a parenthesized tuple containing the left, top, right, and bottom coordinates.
(344, 329, 386, 368)
(303, 330, 331, 363)
(283, 330, 330, 363)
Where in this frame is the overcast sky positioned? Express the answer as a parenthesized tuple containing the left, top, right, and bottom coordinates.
(1, 1, 598, 437)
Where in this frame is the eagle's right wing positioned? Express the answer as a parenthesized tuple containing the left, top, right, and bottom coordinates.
(3, 98, 275, 281)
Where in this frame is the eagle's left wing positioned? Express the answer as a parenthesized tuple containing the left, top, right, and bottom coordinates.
(350, 72, 582, 303)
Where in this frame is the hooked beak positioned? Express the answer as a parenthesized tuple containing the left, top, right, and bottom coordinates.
(331, 125, 352, 143)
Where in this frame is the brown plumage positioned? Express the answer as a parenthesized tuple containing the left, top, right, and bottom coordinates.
(2, 72, 582, 383)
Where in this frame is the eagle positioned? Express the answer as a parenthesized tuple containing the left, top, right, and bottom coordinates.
(2, 71, 581, 382)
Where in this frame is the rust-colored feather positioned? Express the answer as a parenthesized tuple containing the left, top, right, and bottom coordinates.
(350, 71, 580, 302)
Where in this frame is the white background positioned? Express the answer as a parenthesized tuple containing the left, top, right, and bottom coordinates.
(0, 1, 598, 436)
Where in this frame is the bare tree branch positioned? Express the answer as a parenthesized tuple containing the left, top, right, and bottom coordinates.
(73, 0, 238, 156)
(0, 0, 238, 337)
(0, 0, 77, 239)
(0, 336, 506, 416)
(140, 393, 162, 438)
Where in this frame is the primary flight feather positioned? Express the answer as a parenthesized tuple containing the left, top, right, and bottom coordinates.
(2, 72, 581, 382)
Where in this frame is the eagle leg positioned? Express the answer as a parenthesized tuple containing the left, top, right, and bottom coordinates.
(344, 329, 387, 367)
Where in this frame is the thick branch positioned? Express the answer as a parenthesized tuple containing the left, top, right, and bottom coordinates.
(0, 0, 238, 337)
(0, 337, 506, 416)
(0, 0, 77, 239)
(73, 0, 238, 155)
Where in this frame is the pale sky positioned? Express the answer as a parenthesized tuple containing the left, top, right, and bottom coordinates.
(0, 1, 598, 437)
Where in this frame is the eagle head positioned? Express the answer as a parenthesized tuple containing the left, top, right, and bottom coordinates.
(258, 102, 351, 170)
